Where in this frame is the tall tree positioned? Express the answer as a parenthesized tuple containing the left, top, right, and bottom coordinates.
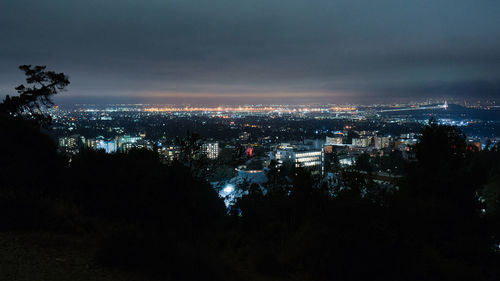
(415, 119, 466, 172)
(0, 65, 69, 126)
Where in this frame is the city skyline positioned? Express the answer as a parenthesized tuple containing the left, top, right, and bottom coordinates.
(2, 2, 500, 280)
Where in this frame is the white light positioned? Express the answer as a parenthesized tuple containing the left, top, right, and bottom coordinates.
(223, 184, 234, 193)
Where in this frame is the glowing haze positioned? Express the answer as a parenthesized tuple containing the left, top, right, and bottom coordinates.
(1, 0, 499, 105)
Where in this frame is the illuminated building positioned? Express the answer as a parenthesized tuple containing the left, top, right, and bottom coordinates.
(122, 142, 134, 152)
(121, 139, 153, 152)
(325, 136, 343, 145)
(116, 135, 143, 151)
(158, 145, 181, 162)
(91, 137, 117, 153)
(202, 142, 219, 160)
(59, 135, 80, 149)
(352, 137, 371, 147)
(277, 143, 295, 150)
(374, 136, 390, 149)
(295, 150, 322, 168)
(134, 139, 153, 150)
(85, 138, 98, 149)
(339, 155, 356, 166)
(58, 134, 83, 154)
(275, 149, 293, 164)
(395, 138, 417, 151)
(275, 149, 322, 169)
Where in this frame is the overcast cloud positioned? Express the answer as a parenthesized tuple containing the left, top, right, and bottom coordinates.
(1, 0, 499, 104)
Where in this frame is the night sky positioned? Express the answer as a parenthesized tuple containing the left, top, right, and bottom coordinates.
(1, 0, 499, 104)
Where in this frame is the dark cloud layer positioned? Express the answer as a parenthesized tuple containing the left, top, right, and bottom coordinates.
(1, 0, 500, 104)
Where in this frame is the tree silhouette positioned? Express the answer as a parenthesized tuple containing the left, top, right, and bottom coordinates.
(0, 65, 69, 126)
(415, 119, 466, 172)
(177, 131, 201, 166)
(355, 153, 372, 174)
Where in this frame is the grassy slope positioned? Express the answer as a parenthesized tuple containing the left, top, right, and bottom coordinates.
(0, 232, 157, 281)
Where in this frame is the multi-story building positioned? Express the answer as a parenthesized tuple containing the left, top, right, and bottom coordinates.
(374, 136, 390, 149)
(395, 138, 417, 151)
(85, 138, 98, 150)
(87, 137, 117, 153)
(325, 136, 343, 145)
(116, 135, 143, 151)
(275, 149, 322, 170)
(121, 139, 153, 152)
(295, 151, 322, 168)
(97, 139, 117, 153)
(158, 145, 181, 162)
(202, 142, 219, 160)
(352, 137, 371, 147)
(58, 134, 83, 154)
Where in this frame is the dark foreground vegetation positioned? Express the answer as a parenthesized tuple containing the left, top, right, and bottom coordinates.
(1, 66, 500, 280)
